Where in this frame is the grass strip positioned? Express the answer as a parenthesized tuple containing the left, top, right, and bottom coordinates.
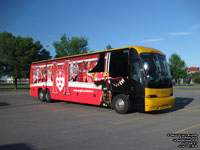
(0, 89, 30, 93)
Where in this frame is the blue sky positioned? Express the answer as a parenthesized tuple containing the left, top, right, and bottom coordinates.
(0, 0, 200, 67)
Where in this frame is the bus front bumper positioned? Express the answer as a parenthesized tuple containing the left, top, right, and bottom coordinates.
(145, 96, 175, 112)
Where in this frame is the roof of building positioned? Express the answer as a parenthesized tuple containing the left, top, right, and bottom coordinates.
(188, 67, 200, 72)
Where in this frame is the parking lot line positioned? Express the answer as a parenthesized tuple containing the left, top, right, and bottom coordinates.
(79, 110, 114, 117)
(182, 105, 200, 111)
(113, 116, 148, 125)
(174, 123, 200, 133)
(54, 108, 74, 112)
(183, 109, 200, 113)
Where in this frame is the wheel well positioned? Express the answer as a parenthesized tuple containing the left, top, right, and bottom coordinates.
(45, 88, 50, 92)
(112, 92, 128, 100)
(112, 92, 120, 100)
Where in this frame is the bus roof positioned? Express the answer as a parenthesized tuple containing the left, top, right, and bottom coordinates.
(32, 46, 164, 64)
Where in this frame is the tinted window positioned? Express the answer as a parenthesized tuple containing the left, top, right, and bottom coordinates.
(130, 60, 143, 84)
(109, 50, 128, 77)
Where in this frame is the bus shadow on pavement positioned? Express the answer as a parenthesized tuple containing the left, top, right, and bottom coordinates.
(0, 102, 44, 109)
(0, 102, 11, 107)
(173, 97, 194, 110)
(145, 97, 194, 114)
(0, 143, 35, 150)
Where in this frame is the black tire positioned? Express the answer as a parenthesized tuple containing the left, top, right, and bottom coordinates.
(38, 89, 46, 102)
(45, 89, 52, 103)
(112, 94, 131, 114)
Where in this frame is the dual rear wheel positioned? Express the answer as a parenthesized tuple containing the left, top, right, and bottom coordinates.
(38, 89, 52, 103)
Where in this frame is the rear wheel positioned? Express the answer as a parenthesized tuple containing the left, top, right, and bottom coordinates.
(112, 94, 131, 114)
(38, 89, 45, 102)
(45, 89, 52, 103)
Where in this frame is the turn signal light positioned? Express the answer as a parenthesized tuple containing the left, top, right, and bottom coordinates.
(146, 95, 157, 98)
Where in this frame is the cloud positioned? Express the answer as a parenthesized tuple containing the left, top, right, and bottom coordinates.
(138, 38, 164, 43)
(169, 32, 193, 36)
(191, 24, 200, 30)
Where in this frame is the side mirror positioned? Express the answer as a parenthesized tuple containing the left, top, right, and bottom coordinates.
(144, 62, 149, 72)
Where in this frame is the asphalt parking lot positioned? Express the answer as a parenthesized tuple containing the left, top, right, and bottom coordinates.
(0, 88, 199, 150)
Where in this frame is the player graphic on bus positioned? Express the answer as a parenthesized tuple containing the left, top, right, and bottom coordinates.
(94, 72, 125, 106)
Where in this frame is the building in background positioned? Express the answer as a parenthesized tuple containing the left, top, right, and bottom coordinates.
(0, 76, 29, 84)
(188, 67, 200, 84)
(188, 67, 200, 73)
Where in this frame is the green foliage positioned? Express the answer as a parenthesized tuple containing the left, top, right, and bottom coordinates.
(106, 44, 112, 50)
(191, 72, 200, 84)
(0, 53, 5, 78)
(0, 63, 4, 79)
(53, 34, 89, 58)
(169, 53, 187, 84)
(0, 32, 51, 89)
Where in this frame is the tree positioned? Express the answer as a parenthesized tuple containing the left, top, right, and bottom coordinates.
(0, 51, 5, 79)
(169, 53, 187, 84)
(0, 32, 51, 89)
(53, 34, 90, 58)
(106, 44, 112, 50)
(0, 62, 4, 79)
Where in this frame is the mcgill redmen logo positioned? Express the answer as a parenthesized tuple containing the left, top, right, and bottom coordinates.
(56, 71, 65, 92)
(52, 60, 69, 95)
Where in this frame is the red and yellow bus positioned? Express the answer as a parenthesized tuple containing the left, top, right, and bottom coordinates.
(30, 46, 175, 114)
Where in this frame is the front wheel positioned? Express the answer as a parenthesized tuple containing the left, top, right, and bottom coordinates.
(112, 94, 131, 114)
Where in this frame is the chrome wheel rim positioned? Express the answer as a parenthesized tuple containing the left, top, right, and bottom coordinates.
(116, 98, 125, 110)
(39, 91, 43, 99)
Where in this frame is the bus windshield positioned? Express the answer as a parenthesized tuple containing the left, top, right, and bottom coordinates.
(140, 53, 172, 88)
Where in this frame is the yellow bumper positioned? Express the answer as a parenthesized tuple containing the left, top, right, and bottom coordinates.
(145, 96, 175, 111)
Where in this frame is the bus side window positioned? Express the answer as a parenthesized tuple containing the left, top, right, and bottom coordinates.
(109, 50, 128, 77)
(131, 60, 143, 84)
